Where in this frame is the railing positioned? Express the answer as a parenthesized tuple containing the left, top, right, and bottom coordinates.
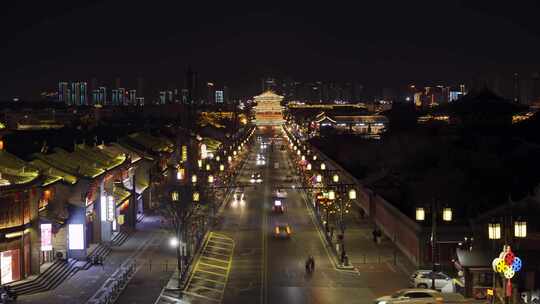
(91, 262, 136, 304)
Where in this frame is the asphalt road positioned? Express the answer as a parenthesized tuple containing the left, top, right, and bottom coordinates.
(181, 127, 382, 304)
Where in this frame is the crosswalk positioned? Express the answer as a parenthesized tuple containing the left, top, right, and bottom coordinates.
(182, 232, 234, 303)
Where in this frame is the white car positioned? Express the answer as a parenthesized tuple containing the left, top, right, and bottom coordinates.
(374, 289, 464, 304)
(410, 270, 452, 290)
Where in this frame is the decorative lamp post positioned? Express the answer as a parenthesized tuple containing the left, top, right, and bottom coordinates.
(348, 189, 357, 200)
(171, 191, 179, 202)
(415, 203, 452, 289)
(416, 207, 426, 221)
(328, 190, 336, 200)
(488, 223, 502, 240)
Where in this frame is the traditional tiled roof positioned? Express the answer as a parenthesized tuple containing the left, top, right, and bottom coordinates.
(29, 159, 78, 185)
(0, 151, 40, 187)
(33, 144, 126, 179)
(128, 133, 174, 153)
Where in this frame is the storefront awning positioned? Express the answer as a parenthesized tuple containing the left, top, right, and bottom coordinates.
(112, 186, 132, 207)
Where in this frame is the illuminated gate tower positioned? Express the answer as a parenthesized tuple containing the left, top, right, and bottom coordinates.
(254, 90, 285, 125)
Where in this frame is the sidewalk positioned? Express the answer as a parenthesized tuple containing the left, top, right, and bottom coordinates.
(16, 215, 167, 304)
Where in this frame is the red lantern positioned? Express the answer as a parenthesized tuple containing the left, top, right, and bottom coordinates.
(504, 251, 515, 266)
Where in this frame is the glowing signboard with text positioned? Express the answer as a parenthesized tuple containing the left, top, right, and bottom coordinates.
(40, 223, 52, 251)
(68, 224, 84, 250)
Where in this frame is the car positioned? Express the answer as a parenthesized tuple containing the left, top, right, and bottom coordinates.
(374, 289, 465, 304)
(256, 154, 266, 166)
(274, 224, 292, 239)
(233, 190, 245, 203)
(411, 270, 452, 290)
(272, 199, 285, 213)
(250, 172, 263, 184)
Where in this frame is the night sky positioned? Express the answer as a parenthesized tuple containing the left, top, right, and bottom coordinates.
(1, 1, 540, 100)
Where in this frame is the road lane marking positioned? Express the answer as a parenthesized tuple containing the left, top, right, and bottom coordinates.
(182, 291, 221, 302)
(199, 262, 229, 270)
(192, 276, 227, 285)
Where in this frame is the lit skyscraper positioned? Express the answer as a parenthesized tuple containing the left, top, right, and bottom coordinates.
(215, 90, 224, 103)
(112, 89, 120, 106)
(58, 82, 69, 104)
(129, 89, 137, 105)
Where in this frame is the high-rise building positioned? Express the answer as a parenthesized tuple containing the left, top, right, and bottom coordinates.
(215, 90, 224, 103)
(185, 67, 198, 104)
(137, 76, 144, 99)
(532, 73, 540, 103)
(58, 82, 69, 104)
(129, 90, 137, 105)
(159, 91, 167, 105)
(92, 89, 99, 105)
(118, 88, 126, 105)
(112, 89, 120, 106)
(99, 87, 107, 106)
(513, 73, 520, 103)
(206, 82, 216, 104)
(67, 81, 88, 106)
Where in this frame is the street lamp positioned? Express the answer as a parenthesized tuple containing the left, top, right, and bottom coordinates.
(170, 237, 179, 247)
(332, 174, 339, 183)
(320, 163, 326, 170)
(313, 155, 317, 161)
